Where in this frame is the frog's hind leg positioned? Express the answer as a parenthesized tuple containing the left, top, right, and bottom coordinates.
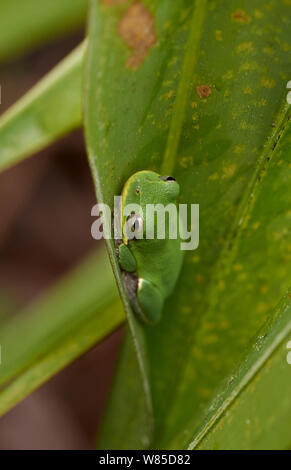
(137, 279, 164, 325)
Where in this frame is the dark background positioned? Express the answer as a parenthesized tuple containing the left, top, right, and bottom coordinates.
(0, 32, 123, 449)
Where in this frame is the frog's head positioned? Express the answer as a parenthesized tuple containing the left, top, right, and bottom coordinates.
(121, 170, 180, 207)
(121, 170, 180, 242)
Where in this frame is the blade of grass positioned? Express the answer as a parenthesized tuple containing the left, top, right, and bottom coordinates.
(0, 297, 123, 418)
(0, 247, 125, 389)
(0, 0, 88, 63)
(0, 41, 85, 172)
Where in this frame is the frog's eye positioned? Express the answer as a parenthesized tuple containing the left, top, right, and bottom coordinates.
(126, 213, 144, 240)
(131, 215, 143, 233)
(160, 175, 176, 182)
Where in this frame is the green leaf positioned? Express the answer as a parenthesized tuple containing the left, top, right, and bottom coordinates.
(0, 41, 85, 172)
(186, 290, 291, 450)
(0, 0, 87, 63)
(0, 248, 125, 416)
(85, 0, 291, 449)
(85, 0, 157, 440)
(97, 334, 152, 450)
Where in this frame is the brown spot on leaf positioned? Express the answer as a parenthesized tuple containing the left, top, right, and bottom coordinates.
(196, 85, 212, 99)
(232, 9, 251, 24)
(118, 2, 157, 70)
(102, 0, 126, 5)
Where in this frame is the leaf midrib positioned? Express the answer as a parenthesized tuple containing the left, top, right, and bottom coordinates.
(161, 0, 207, 176)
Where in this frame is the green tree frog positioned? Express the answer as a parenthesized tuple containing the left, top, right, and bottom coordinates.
(117, 170, 184, 325)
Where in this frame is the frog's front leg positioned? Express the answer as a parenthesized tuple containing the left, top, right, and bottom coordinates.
(137, 279, 164, 325)
(118, 243, 137, 273)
